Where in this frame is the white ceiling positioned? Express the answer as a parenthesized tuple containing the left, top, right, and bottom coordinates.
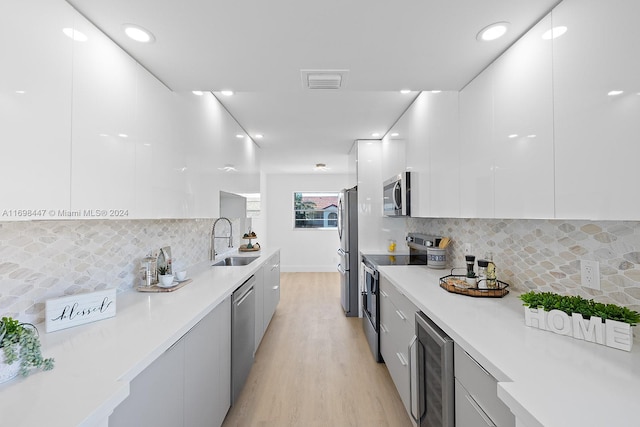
(66, 0, 561, 174)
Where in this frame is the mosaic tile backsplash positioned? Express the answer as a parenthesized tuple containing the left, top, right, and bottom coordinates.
(0, 218, 242, 324)
(408, 218, 640, 312)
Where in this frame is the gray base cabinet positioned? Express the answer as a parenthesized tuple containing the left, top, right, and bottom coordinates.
(454, 343, 514, 427)
(264, 252, 280, 329)
(379, 275, 419, 418)
(109, 296, 231, 427)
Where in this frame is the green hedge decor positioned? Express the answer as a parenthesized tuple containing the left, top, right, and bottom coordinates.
(519, 291, 640, 326)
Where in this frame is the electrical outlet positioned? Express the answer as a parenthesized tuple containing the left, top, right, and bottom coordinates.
(581, 259, 600, 290)
(464, 243, 472, 255)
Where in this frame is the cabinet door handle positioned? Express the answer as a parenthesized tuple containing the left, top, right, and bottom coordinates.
(380, 289, 388, 298)
(380, 323, 388, 334)
(465, 394, 496, 427)
(396, 352, 407, 366)
(395, 309, 406, 321)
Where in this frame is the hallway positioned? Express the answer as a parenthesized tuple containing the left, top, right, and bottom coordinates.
(222, 272, 412, 427)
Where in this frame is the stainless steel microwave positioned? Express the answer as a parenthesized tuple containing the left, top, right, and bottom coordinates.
(383, 172, 411, 216)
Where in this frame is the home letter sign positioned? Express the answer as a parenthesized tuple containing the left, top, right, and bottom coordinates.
(45, 289, 117, 333)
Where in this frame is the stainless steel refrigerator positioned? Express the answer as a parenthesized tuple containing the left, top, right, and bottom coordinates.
(337, 186, 358, 317)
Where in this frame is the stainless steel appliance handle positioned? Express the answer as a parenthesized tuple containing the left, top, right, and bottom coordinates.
(337, 264, 346, 274)
(408, 335, 418, 423)
(416, 312, 449, 346)
(393, 180, 402, 210)
(337, 248, 346, 256)
(236, 287, 254, 307)
(362, 262, 378, 279)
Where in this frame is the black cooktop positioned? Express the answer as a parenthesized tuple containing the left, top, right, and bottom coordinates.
(363, 254, 426, 267)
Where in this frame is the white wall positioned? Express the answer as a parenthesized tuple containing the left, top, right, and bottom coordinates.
(264, 173, 348, 272)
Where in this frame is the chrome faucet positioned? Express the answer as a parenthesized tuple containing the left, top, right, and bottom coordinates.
(211, 217, 233, 260)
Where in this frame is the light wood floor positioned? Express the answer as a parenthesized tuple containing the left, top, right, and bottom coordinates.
(222, 272, 412, 427)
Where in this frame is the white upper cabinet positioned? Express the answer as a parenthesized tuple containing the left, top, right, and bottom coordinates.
(492, 13, 554, 219)
(0, 0, 73, 219)
(400, 91, 460, 218)
(425, 92, 460, 218)
(459, 70, 494, 218)
(70, 11, 138, 218)
(381, 134, 406, 181)
(553, 0, 640, 220)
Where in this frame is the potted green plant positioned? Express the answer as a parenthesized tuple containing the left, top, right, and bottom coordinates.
(0, 317, 54, 383)
(519, 291, 640, 351)
(157, 266, 175, 287)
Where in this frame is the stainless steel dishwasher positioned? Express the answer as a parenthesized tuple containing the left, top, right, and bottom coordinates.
(231, 275, 256, 405)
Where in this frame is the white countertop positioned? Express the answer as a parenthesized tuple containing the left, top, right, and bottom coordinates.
(378, 265, 640, 427)
(0, 248, 278, 427)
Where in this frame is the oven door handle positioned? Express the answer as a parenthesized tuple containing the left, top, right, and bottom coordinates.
(362, 263, 378, 280)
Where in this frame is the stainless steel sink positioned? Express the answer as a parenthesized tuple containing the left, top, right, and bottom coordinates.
(212, 256, 259, 267)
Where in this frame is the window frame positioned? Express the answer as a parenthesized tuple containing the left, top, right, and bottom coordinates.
(292, 191, 340, 230)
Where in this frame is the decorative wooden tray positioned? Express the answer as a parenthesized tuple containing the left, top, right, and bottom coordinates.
(239, 246, 260, 252)
(137, 278, 192, 293)
(439, 269, 509, 298)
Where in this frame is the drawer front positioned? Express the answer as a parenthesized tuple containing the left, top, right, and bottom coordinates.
(455, 378, 496, 427)
(454, 344, 515, 427)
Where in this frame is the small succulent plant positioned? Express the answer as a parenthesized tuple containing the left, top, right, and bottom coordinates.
(1, 316, 54, 377)
(157, 265, 169, 275)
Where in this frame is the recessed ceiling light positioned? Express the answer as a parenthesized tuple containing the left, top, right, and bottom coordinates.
(608, 90, 624, 96)
(221, 90, 234, 96)
(123, 24, 155, 43)
(542, 26, 568, 40)
(527, 134, 537, 139)
(236, 134, 244, 139)
(431, 90, 442, 94)
(477, 22, 510, 41)
(508, 134, 518, 139)
(314, 163, 329, 171)
(400, 89, 411, 94)
(118, 133, 129, 138)
(372, 133, 380, 137)
(254, 134, 264, 139)
(391, 133, 399, 137)
(15, 90, 25, 94)
(62, 28, 88, 42)
(192, 91, 204, 96)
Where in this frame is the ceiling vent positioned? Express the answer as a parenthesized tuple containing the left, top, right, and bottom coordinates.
(301, 69, 349, 90)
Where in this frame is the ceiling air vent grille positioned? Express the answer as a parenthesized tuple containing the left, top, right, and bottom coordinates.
(301, 69, 349, 90)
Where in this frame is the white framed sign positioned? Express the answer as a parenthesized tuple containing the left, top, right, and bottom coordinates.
(45, 289, 117, 333)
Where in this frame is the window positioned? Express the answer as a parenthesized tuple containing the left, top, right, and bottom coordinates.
(293, 192, 339, 229)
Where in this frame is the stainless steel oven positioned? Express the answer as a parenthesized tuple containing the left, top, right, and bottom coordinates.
(413, 311, 454, 427)
(361, 256, 382, 362)
(383, 172, 412, 216)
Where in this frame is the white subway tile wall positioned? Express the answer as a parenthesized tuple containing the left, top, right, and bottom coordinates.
(408, 218, 640, 312)
(0, 218, 241, 324)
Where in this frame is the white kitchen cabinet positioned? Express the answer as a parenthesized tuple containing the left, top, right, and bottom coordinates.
(70, 11, 138, 218)
(379, 275, 419, 418)
(109, 297, 231, 427)
(401, 91, 460, 218)
(381, 134, 406, 182)
(454, 343, 514, 427)
(553, 0, 640, 220)
(492, 14, 554, 219)
(264, 251, 281, 328)
(459, 70, 495, 218)
(184, 296, 231, 427)
(0, 0, 73, 219)
(254, 263, 266, 352)
(109, 337, 185, 427)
